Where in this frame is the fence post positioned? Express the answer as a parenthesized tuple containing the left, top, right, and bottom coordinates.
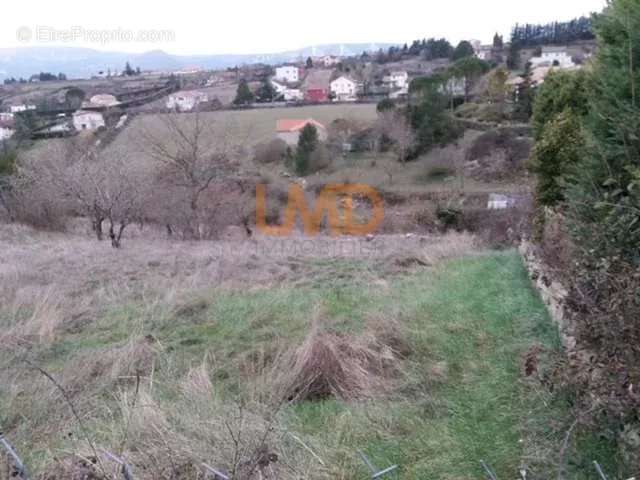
(202, 462, 231, 480)
(593, 461, 609, 480)
(480, 460, 498, 480)
(0, 434, 28, 479)
(357, 451, 398, 479)
(100, 449, 134, 480)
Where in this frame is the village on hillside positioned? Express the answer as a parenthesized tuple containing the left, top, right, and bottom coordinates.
(3, 7, 638, 479)
(0, 32, 595, 143)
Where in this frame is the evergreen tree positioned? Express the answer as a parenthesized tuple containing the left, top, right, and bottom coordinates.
(306, 57, 314, 69)
(566, 0, 640, 261)
(295, 124, 319, 176)
(510, 17, 594, 47)
(451, 40, 475, 60)
(531, 70, 589, 140)
(449, 57, 491, 102)
(124, 62, 135, 76)
(256, 79, 277, 103)
(233, 79, 255, 105)
(376, 98, 396, 113)
(513, 63, 534, 121)
(529, 110, 583, 206)
(407, 74, 461, 155)
(0, 142, 17, 219)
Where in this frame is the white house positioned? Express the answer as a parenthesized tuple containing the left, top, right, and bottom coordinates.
(382, 71, 409, 89)
(321, 55, 341, 67)
(0, 119, 14, 141)
(271, 80, 287, 96)
(88, 94, 119, 107)
(389, 86, 409, 100)
(330, 76, 358, 102)
(10, 104, 36, 114)
(475, 45, 493, 61)
(530, 47, 575, 69)
(283, 89, 304, 102)
(73, 111, 105, 131)
(275, 66, 300, 84)
(271, 80, 304, 102)
(166, 91, 209, 112)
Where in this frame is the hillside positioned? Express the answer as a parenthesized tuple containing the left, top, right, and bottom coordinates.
(0, 43, 398, 80)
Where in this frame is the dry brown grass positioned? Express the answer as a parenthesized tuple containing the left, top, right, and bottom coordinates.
(269, 313, 408, 403)
(0, 222, 483, 479)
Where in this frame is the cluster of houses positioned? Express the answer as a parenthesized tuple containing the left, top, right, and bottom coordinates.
(469, 39, 582, 94)
(506, 46, 581, 93)
(271, 64, 409, 104)
(0, 93, 120, 140)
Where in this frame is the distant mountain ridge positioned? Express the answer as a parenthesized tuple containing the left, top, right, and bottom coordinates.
(0, 43, 397, 80)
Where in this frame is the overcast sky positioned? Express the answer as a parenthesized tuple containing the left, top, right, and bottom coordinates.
(2, 0, 606, 55)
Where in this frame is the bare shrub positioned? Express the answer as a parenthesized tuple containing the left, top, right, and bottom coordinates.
(466, 128, 532, 180)
(15, 137, 149, 246)
(377, 111, 415, 163)
(326, 118, 368, 154)
(412, 207, 438, 230)
(460, 204, 532, 248)
(537, 209, 575, 274)
(308, 144, 332, 173)
(141, 113, 249, 239)
(254, 138, 288, 164)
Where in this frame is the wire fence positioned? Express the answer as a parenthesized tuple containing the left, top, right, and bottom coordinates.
(1, 432, 634, 480)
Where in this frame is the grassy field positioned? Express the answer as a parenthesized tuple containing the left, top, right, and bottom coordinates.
(110, 103, 378, 149)
(93, 104, 526, 198)
(0, 224, 615, 479)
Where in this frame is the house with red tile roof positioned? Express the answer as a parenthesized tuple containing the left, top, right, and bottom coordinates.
(276, 118, 327, 145)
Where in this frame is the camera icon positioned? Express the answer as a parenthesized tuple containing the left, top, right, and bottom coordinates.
(16, 26, 32, 43)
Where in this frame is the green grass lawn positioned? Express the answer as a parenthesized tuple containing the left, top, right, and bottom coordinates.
(1, 250, 617, 478)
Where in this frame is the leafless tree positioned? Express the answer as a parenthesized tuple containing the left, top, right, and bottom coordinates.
(141, 112, 249, 239)
(16, 137, 149, 247)
(377, 110, 415, 163)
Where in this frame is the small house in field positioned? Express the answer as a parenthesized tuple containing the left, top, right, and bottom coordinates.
(330, 76, 359, 102)
(166, 90, 209, 112)
(276, 119, 327, 145)
(73, 111, 105, 131)
(0, 119, 15, 140)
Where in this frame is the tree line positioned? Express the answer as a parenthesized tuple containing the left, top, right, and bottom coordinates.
(510, 16, 594, 48)
(527, 0, 640, 474)
(4, 72, 67, 84)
